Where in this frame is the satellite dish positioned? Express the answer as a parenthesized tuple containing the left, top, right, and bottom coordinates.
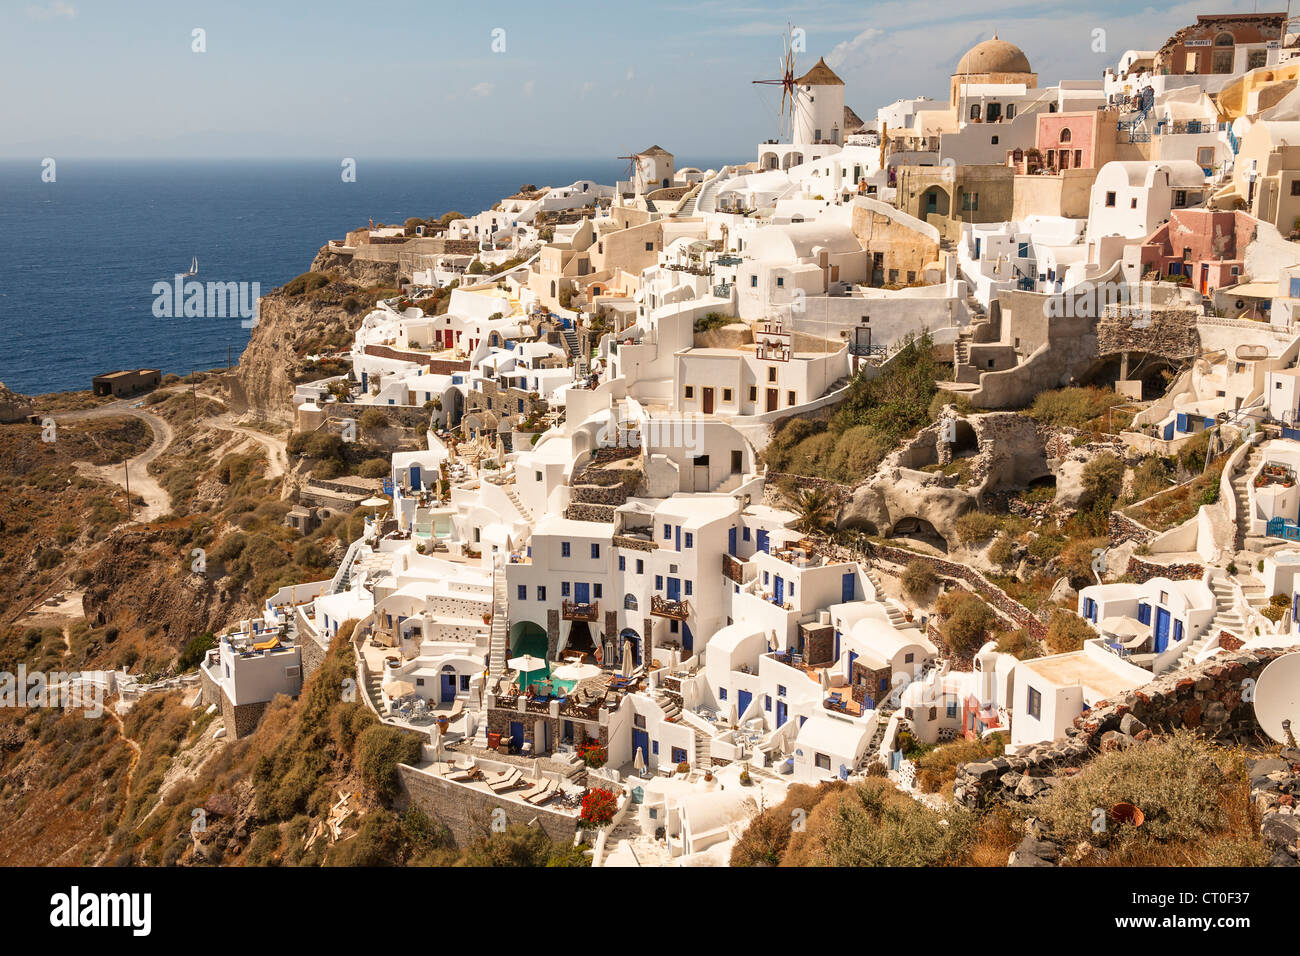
(1253, 652, 1300, 746)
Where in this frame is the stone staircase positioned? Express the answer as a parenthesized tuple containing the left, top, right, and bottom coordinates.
(1232, 444, 1264, 551)
(504, 483, 532, 522)
(653, 688, 681, 721)
(365, 668, 387, 715)
(954, 328, 972, 367)
(693, 728, 713, 768)
(867, 704, 896, 753)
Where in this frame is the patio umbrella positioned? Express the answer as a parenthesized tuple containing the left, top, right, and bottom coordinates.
(383, 679, 415, 698)
(552, 662, 601, 682)
(360, 495, 388, 509)
(508, 654, 547, 687)
(1099, 616, 1145, 639)
(820, 668, 831, 693)
(622, 638, 635, 674)
(728, 701, 738, 725)
(633, 746, 647, 777)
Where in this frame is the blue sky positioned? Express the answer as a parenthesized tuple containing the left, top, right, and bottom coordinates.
(0, 0, 1264, 159)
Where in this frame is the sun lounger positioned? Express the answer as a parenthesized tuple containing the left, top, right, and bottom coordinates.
(518, 779, 548, 802)
(486, 767, 523, 792)
(525, 778, 559, 805)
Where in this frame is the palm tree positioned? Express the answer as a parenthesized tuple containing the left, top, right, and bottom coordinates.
(794, 487, 835, 535)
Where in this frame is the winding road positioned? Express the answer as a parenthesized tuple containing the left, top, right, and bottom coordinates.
(53, 399, 174, 523)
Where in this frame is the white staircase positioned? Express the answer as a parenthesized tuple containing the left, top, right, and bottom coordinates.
(488, 566, 509, 676)
(1173, 578, 1242, 670)
(693, 728, 713, 769)
(1232, 443, 1264, 550)
(504, 483, 533, 522)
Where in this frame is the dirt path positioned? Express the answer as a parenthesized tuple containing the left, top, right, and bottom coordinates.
(54, 399, 174, 523)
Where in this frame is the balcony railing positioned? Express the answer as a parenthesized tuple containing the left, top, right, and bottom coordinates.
(562, 600, 599, 622)
(722, 553, 747, 584)
(651, 595, 691, 620)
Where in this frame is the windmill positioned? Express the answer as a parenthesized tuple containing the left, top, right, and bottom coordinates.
(616, 149, 642, 187)
(752, 24, 803, 142)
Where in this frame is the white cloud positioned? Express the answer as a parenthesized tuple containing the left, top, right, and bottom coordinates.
(468, 81, 494, 97)
(25, 1, 76, 20)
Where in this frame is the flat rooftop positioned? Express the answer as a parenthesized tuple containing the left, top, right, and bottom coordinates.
(1020, 650, 1144, 701)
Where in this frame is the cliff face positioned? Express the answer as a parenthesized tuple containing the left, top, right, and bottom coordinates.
(228, 247, 399, 423)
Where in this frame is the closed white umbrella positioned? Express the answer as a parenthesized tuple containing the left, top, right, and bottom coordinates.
(820, 667, 831, 693)
(622, 638, 634, 674)
(634, 746, 647, 776)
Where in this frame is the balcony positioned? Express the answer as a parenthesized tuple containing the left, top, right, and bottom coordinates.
(650, 595, 691, 620)
(722, 553, 748, 584)
(562, 600, 599, 622)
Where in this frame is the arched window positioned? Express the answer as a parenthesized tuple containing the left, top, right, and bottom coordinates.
(623, 593, 638, 610)
(1214, 32, 1234, 46)
(1059, 128, 1072, 143)
(969, 104, 981, 121)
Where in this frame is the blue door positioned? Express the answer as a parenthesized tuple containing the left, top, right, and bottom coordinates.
(441, 672, 457, 701)
(737, 689, 753, 721)
(632, 729, 650, 766)
(574, 582, 590, 605)
(1137, 603, 1151, 625)
(728, 527, 737, 556)
(842, 572, 855, 603)
(509, 721, 524, 749)
(683, 622, 693, 653)
(675, 525, 681, 551)
(410, 464, 422, 490)
(773, 576, 784, 605)
(1154, 607, 1171, 653)
(666, 578, 681, 601)
(756, 529, 769, 553)
(776, 700, 787, 727)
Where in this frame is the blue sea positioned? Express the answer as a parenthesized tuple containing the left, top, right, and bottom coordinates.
(0, 157, 732, 396)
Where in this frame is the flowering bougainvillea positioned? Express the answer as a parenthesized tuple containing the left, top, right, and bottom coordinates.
(577, 741, 607, 768)
(579, 787, 618, 828)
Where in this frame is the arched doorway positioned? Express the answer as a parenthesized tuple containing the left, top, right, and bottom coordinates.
(619, 627, 642, 668)
(919, 186, 950, 219)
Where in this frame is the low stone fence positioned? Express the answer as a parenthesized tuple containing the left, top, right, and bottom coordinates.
(825, 540, 1047, 641)
(954, 648, 1291, 810)
(1109, 511, 1157, 547)
(396, 764, 578, 846)
(1250, 753, 1300, 866)
(1124, 556, 1204, 583)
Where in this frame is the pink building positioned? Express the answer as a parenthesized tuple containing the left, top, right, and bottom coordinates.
(1138, 209, 1257, 295)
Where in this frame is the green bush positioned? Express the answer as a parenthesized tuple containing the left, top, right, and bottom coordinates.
(1046, 609, 1092, 655)
(901, 560, 937, 600)
(357, 458, 389, 479)
(934, 590, 998, 657)
(356, 725, 422, 803)
(1028, 387, 1123, 429)
(1081, 452, 1124, 506)
(954, 511, 1001, 545)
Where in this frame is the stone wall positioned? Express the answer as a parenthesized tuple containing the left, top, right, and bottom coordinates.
(1124, 556, 1204, 583)
(1249, 753, 1300, 866)
(362, 344, 471, 375)
(1096, 308, 1200, 362)
(954, 648, 1291, 809)
(299, 633, 327, 681)
(397, 765, 579, 846)
(1109, 511, 1157, 547)
(826, 540, 1048, 641)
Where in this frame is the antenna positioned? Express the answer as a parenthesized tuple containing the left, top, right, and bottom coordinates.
(1253, 652, 1300, 747)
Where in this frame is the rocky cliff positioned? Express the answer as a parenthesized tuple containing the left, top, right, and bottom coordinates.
(228, 249, 398, 424)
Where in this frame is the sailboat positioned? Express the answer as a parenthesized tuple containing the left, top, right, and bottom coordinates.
(182, 256, 198, 278)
